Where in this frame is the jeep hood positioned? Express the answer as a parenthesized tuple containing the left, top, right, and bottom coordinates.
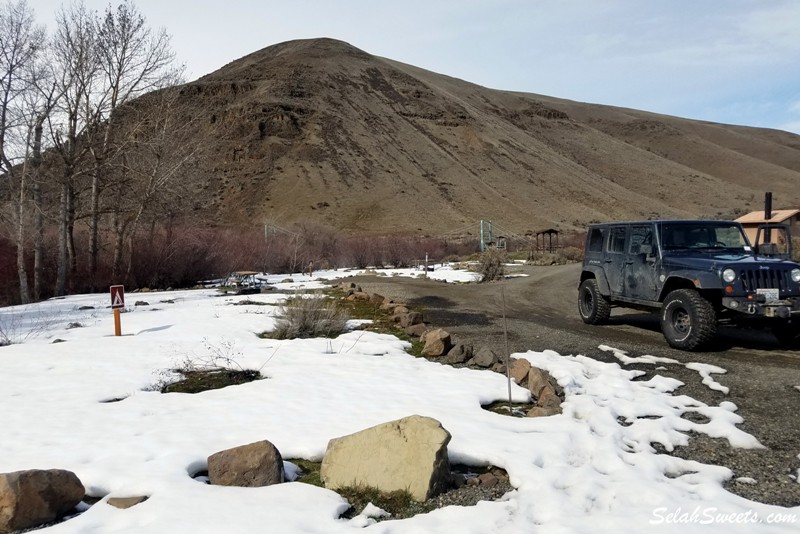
(662, 251, 799, 271)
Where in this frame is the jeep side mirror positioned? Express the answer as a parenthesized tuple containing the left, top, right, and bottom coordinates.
(639, 244, 653, 256)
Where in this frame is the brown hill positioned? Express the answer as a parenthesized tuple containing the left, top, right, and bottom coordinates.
(173, 38, 800, 236)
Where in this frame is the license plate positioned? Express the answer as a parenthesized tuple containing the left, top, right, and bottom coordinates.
(757, 288, 779, 302)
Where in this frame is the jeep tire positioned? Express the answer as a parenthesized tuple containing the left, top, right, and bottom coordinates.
(661, 289, 717, 351)
(578, 278, 611, 325)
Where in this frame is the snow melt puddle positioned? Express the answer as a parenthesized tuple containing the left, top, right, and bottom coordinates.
(599, 345, 730, 395)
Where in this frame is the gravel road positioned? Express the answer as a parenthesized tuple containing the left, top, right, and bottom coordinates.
(345, 263, 800, 507)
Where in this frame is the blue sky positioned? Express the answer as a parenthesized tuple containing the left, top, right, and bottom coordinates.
(35, 0, 800, 134)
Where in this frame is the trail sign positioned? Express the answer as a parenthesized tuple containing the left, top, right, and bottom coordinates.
(110, 285, 125, 309)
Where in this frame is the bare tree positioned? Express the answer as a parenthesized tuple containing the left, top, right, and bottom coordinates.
(48, 0, 101, 295)
(86, 0, 177, 287)
(105, 82, 205, 282)
(0, 0, 45, 303)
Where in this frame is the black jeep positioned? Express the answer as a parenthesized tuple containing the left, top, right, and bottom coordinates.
(578, 220, 800, 350)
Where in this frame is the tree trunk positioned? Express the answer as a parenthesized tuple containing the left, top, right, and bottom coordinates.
(16, 165, 30, 304)
(32, 117, 45, 301)
(67, 184, 77, 292)
(88, 166, 101, 290)
(55, 180, 69, 296)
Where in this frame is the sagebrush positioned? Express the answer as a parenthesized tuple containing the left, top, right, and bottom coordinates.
(271, 292, 350, 339)
(478, 248, 507, 282)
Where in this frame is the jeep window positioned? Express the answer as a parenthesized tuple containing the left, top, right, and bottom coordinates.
(587, 228, 604, 252)
(661, 222, 749, 252)
(608, 227, 626, 254)
(628, 225, 654, 255)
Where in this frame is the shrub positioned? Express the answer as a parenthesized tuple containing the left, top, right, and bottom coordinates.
(478, 247, 507, 282)
(271, 292, 350, 339)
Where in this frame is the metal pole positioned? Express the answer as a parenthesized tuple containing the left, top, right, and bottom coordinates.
(480, 220, 485, 252)
(765, 192, 773, 243)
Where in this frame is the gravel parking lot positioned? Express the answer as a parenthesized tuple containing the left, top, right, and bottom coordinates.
(347, 263, 800, 507)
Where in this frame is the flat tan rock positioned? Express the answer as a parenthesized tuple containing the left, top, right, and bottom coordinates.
(320, 415, 451, 501)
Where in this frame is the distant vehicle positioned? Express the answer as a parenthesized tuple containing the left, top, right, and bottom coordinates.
(578, 220, 800, 350)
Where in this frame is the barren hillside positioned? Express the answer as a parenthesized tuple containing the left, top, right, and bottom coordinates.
(169, 38, 800, 236)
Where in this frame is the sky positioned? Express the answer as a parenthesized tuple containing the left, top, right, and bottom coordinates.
(32, 0, 800, 134)
(1, 266, 797, 532)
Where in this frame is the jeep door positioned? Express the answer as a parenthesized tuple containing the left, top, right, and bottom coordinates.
(624, 224, 659, 301)
(605, 226, 627, 294)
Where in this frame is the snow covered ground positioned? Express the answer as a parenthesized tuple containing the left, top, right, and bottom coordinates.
(1, 278, 798, 533)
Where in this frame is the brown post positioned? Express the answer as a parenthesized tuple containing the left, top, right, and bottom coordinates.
(114, 308, 121, 336)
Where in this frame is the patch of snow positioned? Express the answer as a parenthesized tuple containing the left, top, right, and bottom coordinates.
(685, 362, 730, 395)
(598, 345, 680, 365)
(735, 477, 757, 485)
(0, 290, 788, 532)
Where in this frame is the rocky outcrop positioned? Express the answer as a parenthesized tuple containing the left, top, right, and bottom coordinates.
(320, 415, 452, 501)
(208, 440, 284, 487)
(0, 469, 85, 533)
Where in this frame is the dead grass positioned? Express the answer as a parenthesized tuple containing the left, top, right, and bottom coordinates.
(268, 292, 350, 339)
(161, 369, 261, 394)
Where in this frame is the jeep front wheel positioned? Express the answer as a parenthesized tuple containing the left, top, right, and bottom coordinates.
(660, 289, 717, 351)
(578, 279, 611, 325)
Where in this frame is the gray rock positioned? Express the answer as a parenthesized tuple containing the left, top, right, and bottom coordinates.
(391, 305, 410, 316)
(470, 347, 498, 368)
(404, 323, 428, 338)
(321, 415, 452, 501)
(208, 440, 284, 487)
(443, 343, 473, 365)
(399, 311, 423, 328)
(0, 469, 85, 533)
(491, 362, 507, 374)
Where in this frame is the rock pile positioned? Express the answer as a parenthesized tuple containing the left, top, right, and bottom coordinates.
(333, 282, 564, 417)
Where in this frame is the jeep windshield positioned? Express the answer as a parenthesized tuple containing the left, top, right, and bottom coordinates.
(659, 222, 750, 253)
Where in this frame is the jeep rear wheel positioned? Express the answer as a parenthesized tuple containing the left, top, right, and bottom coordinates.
(578, 279, 611, 325)
(660, 289, 717, 351)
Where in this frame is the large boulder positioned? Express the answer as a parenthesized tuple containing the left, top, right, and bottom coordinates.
(0, 469, 85, 533)
(208, 440, 284, 487)
(320, 415, 452, 501)
(421, 329, 452, 357)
